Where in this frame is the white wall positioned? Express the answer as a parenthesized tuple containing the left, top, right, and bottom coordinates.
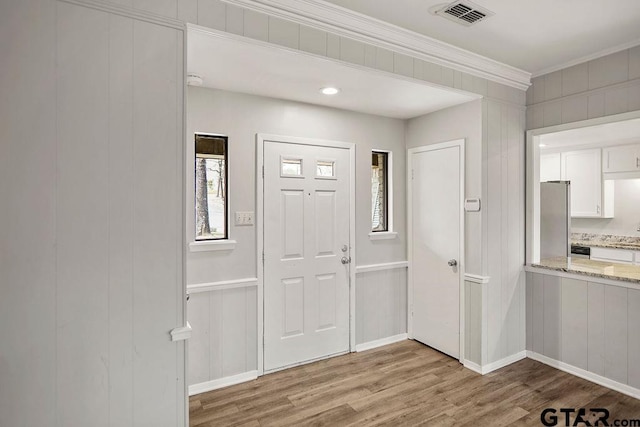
(186, 87, 408, 389)
(572, 179, 640, 237)
(0, 1, 186, 426)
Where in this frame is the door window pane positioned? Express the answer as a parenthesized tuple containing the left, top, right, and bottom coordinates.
(282, 158, 303, 176)
(316, 160, 335, 178)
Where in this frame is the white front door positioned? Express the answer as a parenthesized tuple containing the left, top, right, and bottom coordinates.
(410, 140, 464, 359)
(263, 140, 351, 372)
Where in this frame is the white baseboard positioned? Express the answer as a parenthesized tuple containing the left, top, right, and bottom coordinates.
(527, 351, 640, 400)
(462, 360, 483, 374)
(188, 370, 258, 396)
(355, 333, 408, 352)
(463, 351, 527, 375)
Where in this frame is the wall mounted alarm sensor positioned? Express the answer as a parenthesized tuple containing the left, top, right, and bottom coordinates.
(464, 198, 481, 212)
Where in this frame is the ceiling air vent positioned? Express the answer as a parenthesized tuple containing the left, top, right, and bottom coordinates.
(436, 1, 494, 26)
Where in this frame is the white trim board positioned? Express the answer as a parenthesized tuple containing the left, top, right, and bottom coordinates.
(463, 351, 527, 375)
(60, 0, 185, 29)
(355, 334, 407, 352)
(188, 371, 259, 396)
(531, 38, 640, 78)
(463, 273, 490, 284)
(186, 278, 258, 294)
(221, 0, 530, 90)
(170, 322, 193, 342)
(355, 261, 408, 274)
(527, 351, 640, 400)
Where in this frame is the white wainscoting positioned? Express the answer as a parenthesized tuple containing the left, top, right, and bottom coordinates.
(188, 264, 409, 395)
(355, 262, 408, 346)
(187, 279, 257, 395)
(526, 271, 640, 398)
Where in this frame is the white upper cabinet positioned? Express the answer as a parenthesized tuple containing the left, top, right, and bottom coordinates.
(540, 153, 561, 182)
(603, 143, 640, 178)
(560, 148, 614, 218)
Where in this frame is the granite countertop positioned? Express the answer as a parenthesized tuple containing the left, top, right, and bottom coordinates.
(531, 256, 640, 284)
(571, 233, 640, 251)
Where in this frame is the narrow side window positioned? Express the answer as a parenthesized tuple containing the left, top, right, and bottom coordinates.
(371, 151, 388, 232)
(195, 134, 228, 240)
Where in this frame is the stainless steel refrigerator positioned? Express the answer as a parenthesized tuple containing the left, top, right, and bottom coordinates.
(540, 181, 571, 259)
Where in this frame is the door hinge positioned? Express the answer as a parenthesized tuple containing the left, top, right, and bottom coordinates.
(411, 169, 414, 180)
(262, 165, 264, 178)
(262, 251, 265, 263)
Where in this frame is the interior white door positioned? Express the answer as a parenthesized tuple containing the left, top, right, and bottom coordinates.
(411, 142, 462, 359)
(263, 140, 351, 372)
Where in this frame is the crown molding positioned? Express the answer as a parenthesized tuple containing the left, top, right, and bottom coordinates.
(221, 0, 531, 90)
(531, 38, 640, 78)
(59, 0, 185, 30)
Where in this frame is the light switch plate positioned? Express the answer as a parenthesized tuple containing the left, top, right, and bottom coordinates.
(235, 211, 254, 226)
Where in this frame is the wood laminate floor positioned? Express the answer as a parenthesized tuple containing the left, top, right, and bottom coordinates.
(189, 340, 640, 426)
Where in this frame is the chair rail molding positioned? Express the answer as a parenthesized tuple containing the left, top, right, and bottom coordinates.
(355, 261, 408, 274)
(464, 273, 490, 284)
(187, 277, 258, 294)
(221, 0, 531, 90)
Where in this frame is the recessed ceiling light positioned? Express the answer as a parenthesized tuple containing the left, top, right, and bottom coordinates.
(321, 87, 340, 95)
(539, 143, 547, 148)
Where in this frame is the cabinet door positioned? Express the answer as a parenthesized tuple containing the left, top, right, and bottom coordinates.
(540, 153, 561, 182)
(561, 149, 602, 217)
(603, 144, 640, 173)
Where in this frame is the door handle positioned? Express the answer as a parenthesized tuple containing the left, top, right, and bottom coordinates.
(447, 259, 457, 267)
(341, 256, 351, 264)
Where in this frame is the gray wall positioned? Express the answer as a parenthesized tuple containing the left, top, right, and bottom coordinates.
(527, 272, 640, 389)
(0, 1, 186, 426)
(482, 99, 527, 364)
(526, 47, 640, 129)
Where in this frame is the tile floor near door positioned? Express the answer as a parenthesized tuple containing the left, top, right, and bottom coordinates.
(189, 340, 640, 426)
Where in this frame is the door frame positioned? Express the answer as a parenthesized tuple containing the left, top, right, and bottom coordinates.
(407, 139, 465, 362)
(256, 133, 356, 375)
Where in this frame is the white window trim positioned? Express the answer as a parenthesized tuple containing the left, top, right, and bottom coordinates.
(370, 149, 395, 240)
(189, 239, 237, 252)
(368, 231, 397, 240)
(189, 132, 234, 251)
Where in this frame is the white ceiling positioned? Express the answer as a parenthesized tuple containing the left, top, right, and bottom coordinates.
(540, 118, 640, 149)
(188, 28, 478, 119)
(320, 0, 640, 74)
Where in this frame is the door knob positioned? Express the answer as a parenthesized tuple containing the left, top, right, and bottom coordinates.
(448, 259, 457, 267)
(341, 256, 351, 264)
(341, 245, 348, 253)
